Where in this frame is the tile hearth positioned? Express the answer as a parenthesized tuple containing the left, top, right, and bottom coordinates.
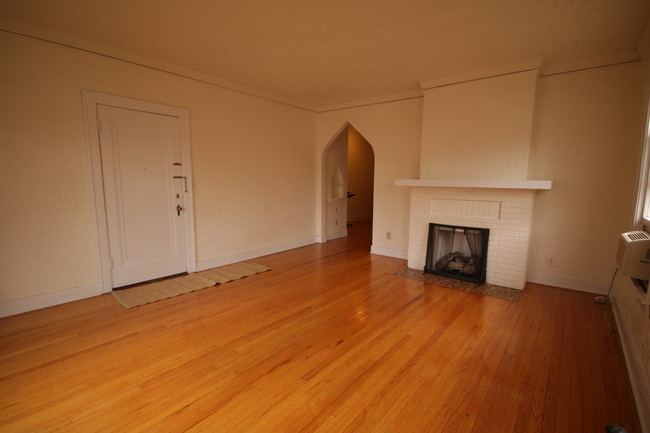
(395, 268, 522, 301)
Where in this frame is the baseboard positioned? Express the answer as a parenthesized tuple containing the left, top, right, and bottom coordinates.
(326, 230, 348, 241)
(611, 299, 650, 433)
(196, 236, 318, 271)
(1, 236, 320, 318)
(0, 283, 102, 318)
(527, 271, 609, 294)
(370, 245, 408, 260)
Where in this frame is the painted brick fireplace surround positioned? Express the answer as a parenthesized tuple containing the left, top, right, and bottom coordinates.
(400, 66, 553, 291)
(397, 180, 552, 290)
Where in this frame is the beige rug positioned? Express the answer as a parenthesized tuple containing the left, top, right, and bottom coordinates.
(198, 261, 271, 284)
(112, 261, 271, 309)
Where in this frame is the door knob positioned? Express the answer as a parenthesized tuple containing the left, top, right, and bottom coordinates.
(176, 205, 183, 216)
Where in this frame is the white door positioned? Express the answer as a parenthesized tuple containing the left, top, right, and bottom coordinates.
(98, 104, 187, 287)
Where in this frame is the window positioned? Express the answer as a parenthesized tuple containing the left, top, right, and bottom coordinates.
(637, 92, 650, 228)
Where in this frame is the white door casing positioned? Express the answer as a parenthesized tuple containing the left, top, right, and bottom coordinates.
(325, 127, 348, 240)
(84, 91, 196, 292)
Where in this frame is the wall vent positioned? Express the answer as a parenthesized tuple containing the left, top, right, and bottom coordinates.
(623, 231, 650, 242)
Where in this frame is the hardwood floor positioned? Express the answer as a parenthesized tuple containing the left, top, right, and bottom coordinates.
(0, 220, 641, 432)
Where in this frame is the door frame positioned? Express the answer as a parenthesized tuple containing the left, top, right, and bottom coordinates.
(324, 125, 349, 241)
(83, 91, 196, 293)
(320, 122, 349, 242)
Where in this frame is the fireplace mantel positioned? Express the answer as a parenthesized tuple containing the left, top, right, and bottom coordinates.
(395, 179, 553, 190)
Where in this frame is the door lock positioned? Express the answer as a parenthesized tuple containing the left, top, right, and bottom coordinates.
(173, 175, 189, 192)
(176, 205, 183, 216)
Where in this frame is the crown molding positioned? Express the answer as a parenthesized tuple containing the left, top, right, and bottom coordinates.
(540, 51, 641, 76)
(0, 20, 319, 112)
(5, 17, 643, 114)
(419, 58, 544, 90)
(316, 88, 424, 113)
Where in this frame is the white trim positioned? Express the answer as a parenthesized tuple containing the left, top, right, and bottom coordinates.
(370, 245, 408, 260)
(541, 51, 641, 77)
(611, 297, 650, 433)
(196, 236, 318, 271)
(82, 90, 197, 292)
(395, 179, 553, 190)
(320, 122, 350, 243)
(527, 271, 609, 295)
(419, 58, 543, 89)
(634, 88, 650, 228)
(0, 21, 317, 112)
(317, 89, 423, 112)
(177, 108, 197, 274)
(0, 283, 102, 318)
(2, 23, 640, 114)
(83, 92, 112, 293)
(327, 231, 348, 241)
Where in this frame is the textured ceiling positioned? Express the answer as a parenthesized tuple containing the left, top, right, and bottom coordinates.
(1, 0, 649, 109)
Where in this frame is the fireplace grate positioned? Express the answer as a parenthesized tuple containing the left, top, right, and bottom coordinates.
(424, 223, 489, 284)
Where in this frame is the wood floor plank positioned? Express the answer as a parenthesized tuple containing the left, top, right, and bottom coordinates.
(0, 220, 641, 432)
(436, 299, 521, 433)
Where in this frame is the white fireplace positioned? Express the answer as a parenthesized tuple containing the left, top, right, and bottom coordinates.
(400, 66, 555, 289)
(396, 179, 552, 290)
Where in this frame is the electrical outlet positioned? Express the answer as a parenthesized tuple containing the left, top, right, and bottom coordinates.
(386, 231, 392, 240)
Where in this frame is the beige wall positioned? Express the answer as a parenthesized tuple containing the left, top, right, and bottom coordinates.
(608, 30, 650, 432)
(528, 60, 649, 428)
(420, 70, 537, 180)
(0, 32, 317, 312)
(527, 63, 645, 293)
(317, 99, 423, 257)
(2, 28, 647, 313)
(347, 127, 374, 222)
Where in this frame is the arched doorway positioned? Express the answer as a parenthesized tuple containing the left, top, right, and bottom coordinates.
(323, 124, 375, 242)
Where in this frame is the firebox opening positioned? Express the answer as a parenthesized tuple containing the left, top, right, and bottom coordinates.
(424, 223, 489, 284)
